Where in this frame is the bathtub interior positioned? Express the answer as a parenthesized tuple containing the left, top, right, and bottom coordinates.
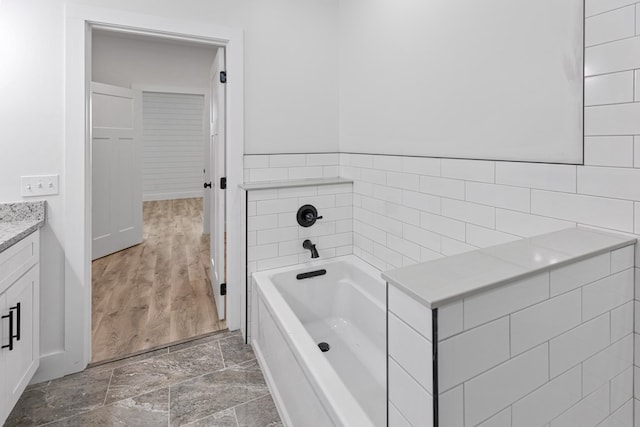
(259, 256, 387, 426)
(271, 260, 385, 333)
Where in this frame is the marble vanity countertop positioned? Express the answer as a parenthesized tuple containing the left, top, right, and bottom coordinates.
(0, 201, 46, 253)
(382, 227, 636, 309)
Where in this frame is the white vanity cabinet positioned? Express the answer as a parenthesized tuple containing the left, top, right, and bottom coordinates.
(0, 231, 39, 424)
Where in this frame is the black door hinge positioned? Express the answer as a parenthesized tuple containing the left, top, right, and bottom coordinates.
(204, 182, 212, 189)
(220, 177, 227, 189)
(220, 283, 227, 296)
(220, 71, 227, 83)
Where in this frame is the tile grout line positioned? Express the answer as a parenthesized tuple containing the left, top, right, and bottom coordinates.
(218, 339, 227, 368)
(102, 369, 115, 407)
(440, 316, 633, 396)
(586, 3, 639, 19)
(183, 392, 273, 427)
(104, 356, 256, 410)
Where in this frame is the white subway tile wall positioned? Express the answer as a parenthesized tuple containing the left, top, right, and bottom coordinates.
(344, 146, 623, 272)
(386, 246, 634, 427)
(244, 153, 340, 183)
(388, 287, 434, 426)
(343, 144, 640, 268)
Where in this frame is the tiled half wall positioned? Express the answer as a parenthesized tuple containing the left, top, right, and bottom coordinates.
(389, 244, 635, 426)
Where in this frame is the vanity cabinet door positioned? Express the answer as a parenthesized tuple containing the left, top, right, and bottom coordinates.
(2, 265, 39, 416)
(0, 231, 40, 426)
(0, 291, 7, 423)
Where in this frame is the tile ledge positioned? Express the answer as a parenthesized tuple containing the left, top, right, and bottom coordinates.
(383, 226, 636, 309)
(240, 177, 352, 191)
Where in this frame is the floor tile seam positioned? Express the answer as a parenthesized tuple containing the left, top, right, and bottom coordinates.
(228, 357, 259, 368)
(218, 339, 227, 368)
(35, 400, 108, 427)
(26, 380, 52, 391)
(113, 359, 243, 406)
(233, 391, 272, 409)
(38, 413, 77, 426)
(178, 392, 272, 427)
(163, 356, 259, 391)
(102, 369, 115, 407)
(106, 383, 173, 407)
(34, 390, 173, 427)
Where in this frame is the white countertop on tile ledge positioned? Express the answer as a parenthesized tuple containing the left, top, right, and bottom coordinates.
(240, 177, 353, 191)
(381, 227, 636, 309)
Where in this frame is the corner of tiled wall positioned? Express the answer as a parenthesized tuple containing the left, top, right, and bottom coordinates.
(242, 152, 350, 338)
(635, 243, 640, 425)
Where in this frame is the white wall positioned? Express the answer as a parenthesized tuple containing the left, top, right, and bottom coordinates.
(90, 0, 340, 155)
(0, 0, 339, 381)
(0, 0, 66, 372)
(338, 0, 584, 164)
(92, 31, 217, 89)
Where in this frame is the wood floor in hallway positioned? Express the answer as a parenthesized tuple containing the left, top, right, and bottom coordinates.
(91, 198, 225, 364)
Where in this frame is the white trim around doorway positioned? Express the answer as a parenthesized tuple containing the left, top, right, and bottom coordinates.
(61, 3, 244, 379)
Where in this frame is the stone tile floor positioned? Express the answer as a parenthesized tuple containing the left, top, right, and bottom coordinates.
(6, 330, 283, 426)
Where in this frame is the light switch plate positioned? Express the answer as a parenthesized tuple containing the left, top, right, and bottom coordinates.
(21, 174, 59, 197)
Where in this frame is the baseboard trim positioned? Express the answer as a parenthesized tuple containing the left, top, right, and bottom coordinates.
(30, 350, 68, 384)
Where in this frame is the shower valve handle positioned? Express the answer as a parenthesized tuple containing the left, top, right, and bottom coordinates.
(305, 212, 323, 221)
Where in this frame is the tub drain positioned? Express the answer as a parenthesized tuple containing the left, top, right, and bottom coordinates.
(318, 342, 330, 352)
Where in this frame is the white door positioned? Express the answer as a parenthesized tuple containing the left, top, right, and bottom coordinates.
(91, 82, 143, 260)
(210, 51, 226, 320)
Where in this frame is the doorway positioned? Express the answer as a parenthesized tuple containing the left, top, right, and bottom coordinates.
(89, 30, 226, 363)
(64, 5, 244, 374)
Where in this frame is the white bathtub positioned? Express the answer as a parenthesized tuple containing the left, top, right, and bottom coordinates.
(251, 255, 386, 427)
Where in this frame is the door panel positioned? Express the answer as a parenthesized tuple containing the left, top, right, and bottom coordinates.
(210, 50, 226, 320)
(91, 82, 143, 260)
(4, 267, 38, 412)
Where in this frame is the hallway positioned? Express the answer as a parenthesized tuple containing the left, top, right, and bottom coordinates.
(91, 198, 225, 363)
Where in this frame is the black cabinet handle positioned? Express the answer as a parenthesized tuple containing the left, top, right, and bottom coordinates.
(2, 310, 14, 351)
(10, 303, 20, 341)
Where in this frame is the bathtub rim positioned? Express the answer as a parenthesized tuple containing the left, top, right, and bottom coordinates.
(252, 255, 385, 427)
